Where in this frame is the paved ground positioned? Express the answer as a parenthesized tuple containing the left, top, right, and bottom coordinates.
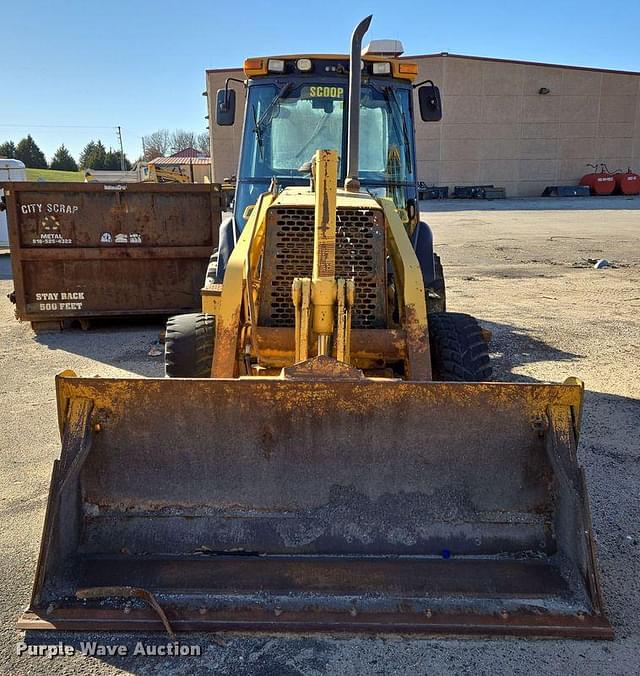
(1, 196, 639, 674)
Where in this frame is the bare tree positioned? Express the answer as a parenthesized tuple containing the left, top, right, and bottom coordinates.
(142, 128, 210, 160)
(196, 131, 210, 156)
(170, 129, 197, 153)
(142, 129, 171, 161)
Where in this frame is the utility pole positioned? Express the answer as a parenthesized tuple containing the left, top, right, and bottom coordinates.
(116, 126, 125, 171)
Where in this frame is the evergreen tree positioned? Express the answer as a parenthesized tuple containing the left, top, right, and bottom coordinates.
(78, 140, 107, 170)
(0, 141, 17, 159)
(104, 148, 131, 171)
(78, 141, 97, 168)
(104, 150, 118, 170)
(15, 135, 47, 168)
(50, 144, 78, 172)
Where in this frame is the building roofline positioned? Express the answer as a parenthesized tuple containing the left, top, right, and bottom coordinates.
(405, 52, 640, 77)
(206, 66, 243, 74)
(206, 53, 640, 77)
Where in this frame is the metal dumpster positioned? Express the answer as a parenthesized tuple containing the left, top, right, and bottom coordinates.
(1, 182, 221, 329)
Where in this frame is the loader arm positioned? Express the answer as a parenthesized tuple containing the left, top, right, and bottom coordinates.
(210, 190, 276, 378)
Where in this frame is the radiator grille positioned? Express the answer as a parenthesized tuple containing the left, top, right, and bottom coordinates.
(259, 207, 387, 329)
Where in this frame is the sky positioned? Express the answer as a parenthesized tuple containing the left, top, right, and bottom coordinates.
(3, 0, 639, 164)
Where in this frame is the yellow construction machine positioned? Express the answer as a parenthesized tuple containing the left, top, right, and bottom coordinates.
(146, 163, 191, 183)
(20, 17, 611, 638)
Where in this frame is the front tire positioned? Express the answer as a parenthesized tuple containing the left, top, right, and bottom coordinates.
(428, 312, 491, 381)
(165, 313, 215, 378)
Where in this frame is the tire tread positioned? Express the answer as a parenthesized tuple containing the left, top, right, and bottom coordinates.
(428, 312, 491, 381)
(165, 313, 215, 378)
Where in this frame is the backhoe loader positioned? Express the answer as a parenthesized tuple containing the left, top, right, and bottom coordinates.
(20, 17, 611, 638)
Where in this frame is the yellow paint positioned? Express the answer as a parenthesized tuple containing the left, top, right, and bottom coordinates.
(304, 85, 345, 99)
(201, 289, 221, 316)
(378, 197, 431, 380)
(312, 150, 338, 280)
(289, 150, 341, 358)
(292, 278, 312, 363)
(335, 279, 355, 364)
(211, 190, 275, 377)
(54, 372, 585, 440)
(146, 164, 190, 184)
(273, 186, 373, 210)
(563, 376, 585, 433)
(310, 151, 339, 353)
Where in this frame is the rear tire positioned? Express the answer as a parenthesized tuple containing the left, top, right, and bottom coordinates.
(427, 253, 446, 314)
(205, 249, 218, 285)
(165, 313, 215, 378)
(428, 312, 491, 381)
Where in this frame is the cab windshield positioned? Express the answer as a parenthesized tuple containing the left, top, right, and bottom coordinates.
(235, 81, 415, 227)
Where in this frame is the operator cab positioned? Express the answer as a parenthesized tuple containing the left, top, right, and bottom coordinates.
(216, 47, 442, 231)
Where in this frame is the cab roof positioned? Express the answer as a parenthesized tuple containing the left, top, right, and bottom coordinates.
(242, 54, 418, 81)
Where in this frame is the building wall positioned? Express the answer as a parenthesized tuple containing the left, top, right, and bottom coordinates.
(206, 69, 245, 183)
(206, 56, 640, 196)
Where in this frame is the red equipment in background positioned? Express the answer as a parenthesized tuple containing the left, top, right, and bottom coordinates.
(614, 168, 640, 196)
(580, 163, 640, 196)
(579, 164, 616, 195)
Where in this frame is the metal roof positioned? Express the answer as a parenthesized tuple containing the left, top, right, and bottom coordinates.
(149, 156, 211, 165)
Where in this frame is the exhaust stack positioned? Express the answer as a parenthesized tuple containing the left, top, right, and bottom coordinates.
(344, 15, 372, 192)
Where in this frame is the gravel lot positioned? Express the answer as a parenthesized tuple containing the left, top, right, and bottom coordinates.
(1, 196, 639, 675)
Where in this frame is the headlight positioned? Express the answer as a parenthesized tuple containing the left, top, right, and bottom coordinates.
(267, 59, 285, 73)
(372, 62, 391, 75)
(296, 58, 312, 72)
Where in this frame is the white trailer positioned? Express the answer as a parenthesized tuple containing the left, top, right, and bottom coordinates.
(0, 159, 27, 248)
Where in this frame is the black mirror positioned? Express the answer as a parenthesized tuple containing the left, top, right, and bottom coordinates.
(418, 84, 442, 122)
(216, 88, 236, 126)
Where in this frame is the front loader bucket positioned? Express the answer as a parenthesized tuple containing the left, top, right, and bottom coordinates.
(20, 370, 612, 638)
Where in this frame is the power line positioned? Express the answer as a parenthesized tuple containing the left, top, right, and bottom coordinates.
(0, 124, 119, 129)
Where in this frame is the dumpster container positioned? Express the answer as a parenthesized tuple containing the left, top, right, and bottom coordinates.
(2, 182, 221, 330)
